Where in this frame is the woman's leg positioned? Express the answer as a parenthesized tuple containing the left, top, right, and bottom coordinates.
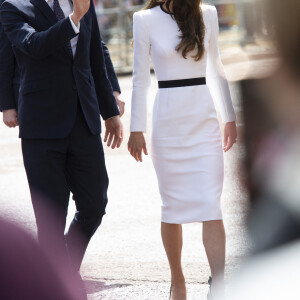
(203, 220, 226, 295)
(161, 222, 186, 300)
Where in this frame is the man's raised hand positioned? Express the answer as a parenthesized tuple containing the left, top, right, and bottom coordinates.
(70, 0, 90, 26)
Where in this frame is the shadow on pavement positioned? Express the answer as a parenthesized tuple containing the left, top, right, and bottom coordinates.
(84, 279, 131, 294)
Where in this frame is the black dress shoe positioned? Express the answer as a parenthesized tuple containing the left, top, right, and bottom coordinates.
(169, 284, 172, 300)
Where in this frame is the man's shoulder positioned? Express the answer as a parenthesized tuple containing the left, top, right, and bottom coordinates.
(1, 0, 30, 11)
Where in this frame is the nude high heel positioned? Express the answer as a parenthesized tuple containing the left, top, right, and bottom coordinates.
(207, 276, 213, 300)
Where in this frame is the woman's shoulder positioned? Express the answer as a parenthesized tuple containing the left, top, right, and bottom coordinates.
(201, 4, 217, 16)
(133, 6, 160, 20)
(201, 4, 218, 23)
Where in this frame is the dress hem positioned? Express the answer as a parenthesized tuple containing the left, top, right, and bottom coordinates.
(161, 217, 223, 225)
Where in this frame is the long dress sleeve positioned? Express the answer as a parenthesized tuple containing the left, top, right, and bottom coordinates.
(206, 6, 236, 123)
(130, 12, 151, 132)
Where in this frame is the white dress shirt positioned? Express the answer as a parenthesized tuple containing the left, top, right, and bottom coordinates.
(45, 0, 80, 57)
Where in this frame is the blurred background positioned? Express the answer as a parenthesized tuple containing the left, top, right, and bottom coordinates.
(94, 0, 269, 74)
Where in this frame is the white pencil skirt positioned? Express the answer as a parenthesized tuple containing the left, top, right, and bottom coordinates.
(150, 85, 224, 224)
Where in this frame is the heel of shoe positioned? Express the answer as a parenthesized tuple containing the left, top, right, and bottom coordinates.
(207, 276, 213, 300)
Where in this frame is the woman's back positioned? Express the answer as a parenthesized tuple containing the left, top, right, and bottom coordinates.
(133, 4, 216, 81)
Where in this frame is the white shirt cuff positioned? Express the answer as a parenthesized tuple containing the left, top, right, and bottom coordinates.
(68, 15, 80, 34)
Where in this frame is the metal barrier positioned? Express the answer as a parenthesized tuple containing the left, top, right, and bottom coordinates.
(95, 1, 143, 73)
(96, 0, 261, 73)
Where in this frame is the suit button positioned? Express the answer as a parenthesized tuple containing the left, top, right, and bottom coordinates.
(73, 84, 77, 91)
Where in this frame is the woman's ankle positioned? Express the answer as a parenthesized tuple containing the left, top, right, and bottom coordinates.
(171, 273, 185, 284)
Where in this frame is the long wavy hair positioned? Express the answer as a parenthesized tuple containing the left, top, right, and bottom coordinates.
(144, 0, 205, 61)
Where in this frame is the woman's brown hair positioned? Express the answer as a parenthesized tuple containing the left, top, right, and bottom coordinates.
(144, 0, 205, 61)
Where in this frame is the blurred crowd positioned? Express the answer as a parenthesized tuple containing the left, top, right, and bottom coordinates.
(93, 0, 145, 41)
(222, 0, 300, 299)
(93, 0, 240, 43)
(93, 0, 144, 9)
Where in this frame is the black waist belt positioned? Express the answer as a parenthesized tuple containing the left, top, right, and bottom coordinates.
(158, 77, 206, 89)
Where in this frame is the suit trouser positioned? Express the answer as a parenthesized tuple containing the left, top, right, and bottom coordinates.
(21, 104, 108, 271)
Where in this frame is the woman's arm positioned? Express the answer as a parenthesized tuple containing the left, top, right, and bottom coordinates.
(206, 6, 237, 151)
(128, 12, 151, 161)
(206, 6, 236, 124)
(130, 12, 151, 133)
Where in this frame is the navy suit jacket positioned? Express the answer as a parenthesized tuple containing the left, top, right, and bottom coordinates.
(0, 0, 19, 112)
(0, 0, 120, 138)
(0, 3, 120, 113)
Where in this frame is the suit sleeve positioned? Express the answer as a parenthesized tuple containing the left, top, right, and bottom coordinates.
(102, 40, 121, 94)
(0, 0, 78, 60)
(206, 6, 236, 123)
(90, 0, 120, 120)
(0, 16, 16, 111)
(130, 13, 151, 132)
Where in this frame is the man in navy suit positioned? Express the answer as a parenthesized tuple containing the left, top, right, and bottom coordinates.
(0, 0, 124, 277)
(0, 0, 124, 128)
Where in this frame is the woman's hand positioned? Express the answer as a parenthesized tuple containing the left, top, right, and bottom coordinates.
(128, 132, 148, 162)
(223, 121, 237, 152)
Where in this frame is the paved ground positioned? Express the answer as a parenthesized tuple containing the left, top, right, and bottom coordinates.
(0, 44, 276, 299)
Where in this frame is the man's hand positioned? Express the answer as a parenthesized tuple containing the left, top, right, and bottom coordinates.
(113, 91, 125, 117)
(223, 121, 237, 152)
(128, 132, 148, 162)
(3, 109, 18, 128)
(70, 0, 90, 26)
(104, 116, 123, 149)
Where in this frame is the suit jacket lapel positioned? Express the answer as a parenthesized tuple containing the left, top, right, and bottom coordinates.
(30, 0, 58, 26)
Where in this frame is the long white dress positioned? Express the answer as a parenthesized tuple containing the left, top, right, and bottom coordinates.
(130, 5, 236, 224)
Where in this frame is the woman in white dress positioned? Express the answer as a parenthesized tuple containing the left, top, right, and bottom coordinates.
(128, 0, 237, 299)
